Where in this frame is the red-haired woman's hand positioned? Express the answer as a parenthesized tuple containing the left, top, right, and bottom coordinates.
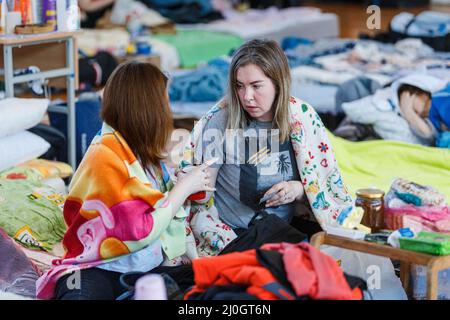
(177, 159, 218, 196)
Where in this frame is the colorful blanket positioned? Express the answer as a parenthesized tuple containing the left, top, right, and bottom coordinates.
(36, 123, 188, 299)
(0, 179, 66, 252)
(180, 97, 364, 256)
(0, 159, 73, 182)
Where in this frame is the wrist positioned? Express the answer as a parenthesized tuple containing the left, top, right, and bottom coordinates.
(292, 181, 304, 201)
(173, 179, 192, 200)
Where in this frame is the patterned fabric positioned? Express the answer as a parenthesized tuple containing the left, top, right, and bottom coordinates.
(0, 179, 66, 251)
(0, 159, 73, 182)
(180, 97, 363, 256)
(36, 123, 188, 299)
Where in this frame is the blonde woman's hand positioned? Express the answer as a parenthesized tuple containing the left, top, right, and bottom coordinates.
(264, 181, 304, 207)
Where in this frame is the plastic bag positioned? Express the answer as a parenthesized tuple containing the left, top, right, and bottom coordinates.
(320, 246, 407, 300)
(411, 265, 450, 300)
(384, 205, 450, 233)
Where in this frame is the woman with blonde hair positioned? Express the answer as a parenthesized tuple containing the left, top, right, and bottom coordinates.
(180, 39, 363, 255)
(37, 61, 215, 300)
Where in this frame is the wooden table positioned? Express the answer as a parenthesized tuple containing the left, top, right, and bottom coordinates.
(310, 231, 450, 300)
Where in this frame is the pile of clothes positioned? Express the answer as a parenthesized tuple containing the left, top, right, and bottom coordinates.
(384, 178, 450, 233)
(185, 242, 366, 300)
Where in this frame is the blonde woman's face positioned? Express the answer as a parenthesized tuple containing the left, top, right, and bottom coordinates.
(236, 64, 276, 122)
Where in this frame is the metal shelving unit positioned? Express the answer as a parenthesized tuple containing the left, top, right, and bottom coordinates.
(0, 31, 80, 169)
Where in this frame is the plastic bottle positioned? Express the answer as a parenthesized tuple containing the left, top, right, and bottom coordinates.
(134, 274, 167, 300)
(31, 0, 42, 24)
(66, 0, 79, 31)
(0, 0, 6, 33)
(42, 0, 56, 30)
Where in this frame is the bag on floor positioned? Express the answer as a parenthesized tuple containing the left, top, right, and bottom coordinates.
(410, 264, 450, 300)
(0, 228, 40, 299)
(320, 246, 407, 300)
(49, 93, 103, 165)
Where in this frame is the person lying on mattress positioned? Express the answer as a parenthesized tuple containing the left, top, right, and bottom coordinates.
(397, 82, 450, 148)
(178, 39, 364, 257)
(341, 74, 448, 147)
(397, 83, 436, 145)
(36, 62, 215, 300)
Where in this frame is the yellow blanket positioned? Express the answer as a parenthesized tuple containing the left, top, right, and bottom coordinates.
(330, 133, 450, 201)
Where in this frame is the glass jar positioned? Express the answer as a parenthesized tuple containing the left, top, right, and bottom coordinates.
(355, 188, 385, 232)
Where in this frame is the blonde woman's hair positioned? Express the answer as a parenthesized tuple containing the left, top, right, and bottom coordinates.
(227, 39, 292, 142)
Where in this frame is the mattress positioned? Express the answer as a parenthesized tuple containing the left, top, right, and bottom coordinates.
(291, 83, 339, 115)
(170, 101, 214, 119)
(245, 12, 339, 42)
(152, 29, 243, 68)
(181, 7, 339, 43)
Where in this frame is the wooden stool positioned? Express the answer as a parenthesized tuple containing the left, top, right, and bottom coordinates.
(310, 231, 450, 300)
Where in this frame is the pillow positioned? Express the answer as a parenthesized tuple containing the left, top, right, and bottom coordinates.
(0, 131, 50, 172)
(0, 159, 73, 181)
(41, 177, 67, 195)
(0, 98, 49, 139)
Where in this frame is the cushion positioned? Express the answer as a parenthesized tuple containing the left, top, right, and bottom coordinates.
(0, 159, 73, 181)
(0, 131, 50, 172)
(0, 98, 49, 139)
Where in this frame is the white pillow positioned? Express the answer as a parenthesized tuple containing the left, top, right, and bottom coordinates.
(41, 177, 68, 195)
(0, 98, 49, 139)
(0, 131, 50, 171)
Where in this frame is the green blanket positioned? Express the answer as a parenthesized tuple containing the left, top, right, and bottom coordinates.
(153, 29, 243, 68)
(329, 133, 450, 202)
(0, 179, 66, 251)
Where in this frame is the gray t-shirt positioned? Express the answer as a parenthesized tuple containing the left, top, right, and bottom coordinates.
(201, 108, 300, 229)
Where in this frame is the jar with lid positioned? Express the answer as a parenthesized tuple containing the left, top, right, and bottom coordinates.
(355, 188, 385, 232)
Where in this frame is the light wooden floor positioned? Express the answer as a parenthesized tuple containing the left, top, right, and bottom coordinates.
(303, 1, 450, 38)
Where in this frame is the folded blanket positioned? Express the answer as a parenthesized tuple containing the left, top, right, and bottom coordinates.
(388, 177, 446, 207)
(0, 179, 67, 251)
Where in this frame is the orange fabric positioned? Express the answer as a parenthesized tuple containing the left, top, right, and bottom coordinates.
(68, 137, 145, 209)
(352, 287, 363, 300)
(261, 242, 361, 300)
(187, 250, 293, 300)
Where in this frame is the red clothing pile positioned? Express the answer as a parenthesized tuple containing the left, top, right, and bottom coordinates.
(185, 242, 363, 300)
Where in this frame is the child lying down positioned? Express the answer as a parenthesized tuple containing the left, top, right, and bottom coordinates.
(341, 74, 449, 147)
(397, 82, 450, 148)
